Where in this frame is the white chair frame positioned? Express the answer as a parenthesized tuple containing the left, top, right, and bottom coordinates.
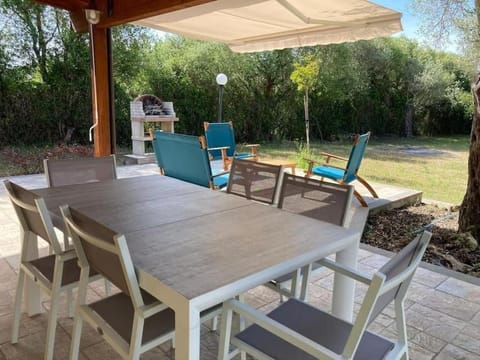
(219, 230, 432, 360)
(62, 205, 221, 360)
(4, 180, 102, 360)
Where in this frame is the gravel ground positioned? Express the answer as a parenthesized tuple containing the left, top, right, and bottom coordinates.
(362, 203, 480, 277)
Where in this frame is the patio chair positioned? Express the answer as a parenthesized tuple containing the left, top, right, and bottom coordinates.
(266, 174, 354, 299)
(44, 155, 116, 295)
(204, 121, 259, 170)
(305, 132, 378, 207)
(226, 158, 282, 205)
(218, 229, 432, 360)
(43, 155, 117, 187)
(4, 180, 101, 360)
(151, 130, 229, 189)
(61, 205, 221, 360)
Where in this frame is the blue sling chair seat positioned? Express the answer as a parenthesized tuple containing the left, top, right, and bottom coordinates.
(151, 130, 229, 189)
(305, 132, 378, 207)
(204, 121, 259, 170)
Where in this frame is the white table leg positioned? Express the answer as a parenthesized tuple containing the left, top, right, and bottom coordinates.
(332, 238, 359, 322)
(175, 303, 201, 360)
(24, 231, 42, 316)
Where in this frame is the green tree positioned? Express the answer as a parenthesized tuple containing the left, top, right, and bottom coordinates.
(1, 0, 63, 81)
(290, 54, 319, 150)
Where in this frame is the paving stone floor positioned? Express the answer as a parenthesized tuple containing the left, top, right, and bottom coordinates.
(0, 164, 479, 359)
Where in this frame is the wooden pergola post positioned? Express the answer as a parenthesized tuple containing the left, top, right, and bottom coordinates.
(35, 0, 218, 156)
(89, 24, 115, 156)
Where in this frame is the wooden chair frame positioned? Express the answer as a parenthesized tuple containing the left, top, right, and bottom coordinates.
(219, 230, 432, 360)
(305, 132, 378, 207)
(204, 121, 259, 170)
(152, 130, 229, 189)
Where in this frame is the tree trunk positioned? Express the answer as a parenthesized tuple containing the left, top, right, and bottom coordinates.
(405, 102, 414, 138)
(459, 73, 480, 239)
(304, 87, 310, 152)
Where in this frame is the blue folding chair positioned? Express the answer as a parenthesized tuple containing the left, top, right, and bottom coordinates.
(204, 121, 259, 170)
(305, 132, 378, 207)
(152, 130, 229, 189)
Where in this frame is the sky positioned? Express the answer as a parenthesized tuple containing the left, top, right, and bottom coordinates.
(372, 0, 464, 53)
(371, 0, 422, 41)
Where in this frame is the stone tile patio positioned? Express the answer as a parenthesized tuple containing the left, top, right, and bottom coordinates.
(0, 164, 479, 359)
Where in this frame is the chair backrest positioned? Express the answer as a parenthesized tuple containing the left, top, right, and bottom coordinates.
(152, 130, 216, 188)
(278, 174, 353, 226)
(61, 205, 145, 308)
(343, 132, 370, 183)
(227, 158, 282, 205)
(204, 121, 237, 159)
(3, 180, 62, 254)
(43, 155, 117, 188)
(368, 229, 432, 323)
(343, 230, 432, 358)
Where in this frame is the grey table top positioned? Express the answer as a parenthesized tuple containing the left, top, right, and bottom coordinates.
(34, 175, 358, 301)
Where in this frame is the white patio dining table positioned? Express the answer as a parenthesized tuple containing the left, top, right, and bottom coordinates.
(30, 174, 366, 360)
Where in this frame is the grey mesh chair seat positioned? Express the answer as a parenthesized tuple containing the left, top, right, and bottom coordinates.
(88, 291, 175, 345)
(235, 298, 394, 360)
(29, 254, 97, 286)
(89, 291, 222, 346)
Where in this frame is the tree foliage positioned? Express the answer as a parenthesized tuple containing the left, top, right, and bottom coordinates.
(0, 2, 474, 150)
(413, 0, 480, 239)
(291, 54, 320, 149)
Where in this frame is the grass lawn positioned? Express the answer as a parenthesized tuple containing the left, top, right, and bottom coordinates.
(1, 136, 469, 205)
(257, 135, 469, 205)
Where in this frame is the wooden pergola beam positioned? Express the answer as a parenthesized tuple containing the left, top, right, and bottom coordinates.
(96, 0, 217, 28)
(34, 0, 216, 156)
(35, 0, 87, 12)
(36, 0, 217, 27)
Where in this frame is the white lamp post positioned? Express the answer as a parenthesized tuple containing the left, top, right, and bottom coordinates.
(216, 73, 228, 122)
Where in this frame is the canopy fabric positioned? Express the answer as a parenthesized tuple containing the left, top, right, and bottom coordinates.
(134, 0, 402, 53)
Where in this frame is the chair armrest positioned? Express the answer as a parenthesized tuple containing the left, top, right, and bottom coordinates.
(211, 170, 229, 178)
(303, 157, 318, 177)
(226, 299, 339, 359)
(58, 249, 78, 261)
(316, 258, 372, 285)
(242, 144, 260, 148)
(208, 146, 230, 170)
(239, 143, 260, 158)
(208, 146, 230, 151)
(141, 301, 169, 318)
(320, 152, 348, 163)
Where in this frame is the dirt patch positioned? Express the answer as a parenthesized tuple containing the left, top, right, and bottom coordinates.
(0, 144, 93, 176)
(397, 146, 448, 156)
(362, 203, 480, 277)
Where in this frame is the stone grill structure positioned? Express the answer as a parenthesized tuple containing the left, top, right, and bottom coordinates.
(129, 94, 179, 158)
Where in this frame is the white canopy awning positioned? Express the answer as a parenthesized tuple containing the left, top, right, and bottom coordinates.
(134, 0, 402, 53)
